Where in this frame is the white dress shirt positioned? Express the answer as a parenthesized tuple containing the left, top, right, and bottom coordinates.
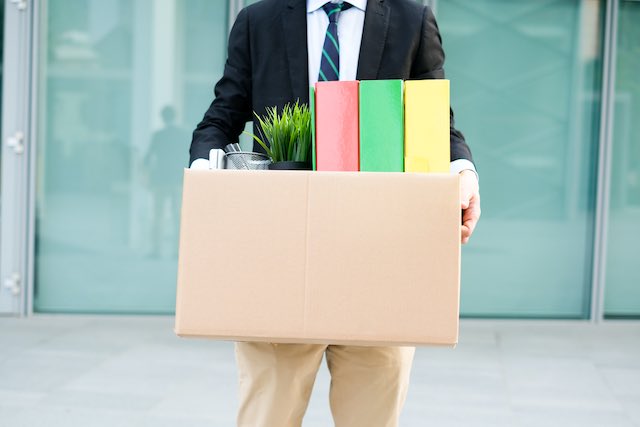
(192, 0, 477, 177)
(306, 0, 366, 86)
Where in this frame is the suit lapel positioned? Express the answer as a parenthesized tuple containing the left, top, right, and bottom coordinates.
(283, 0, 310, 102)
(356, 0, 389, 80)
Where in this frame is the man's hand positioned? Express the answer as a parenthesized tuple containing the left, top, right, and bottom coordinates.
(460, 170, 481, 244)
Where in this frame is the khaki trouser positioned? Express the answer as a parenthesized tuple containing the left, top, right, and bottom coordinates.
(235, 342, 415, 427)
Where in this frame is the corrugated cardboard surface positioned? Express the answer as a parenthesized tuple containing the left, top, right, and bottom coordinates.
(176, 170, 460, 346)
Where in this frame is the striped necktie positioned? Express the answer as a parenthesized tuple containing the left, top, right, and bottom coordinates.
(318, 2, 352, 82)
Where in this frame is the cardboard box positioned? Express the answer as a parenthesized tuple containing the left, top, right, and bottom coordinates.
(175, 169, 461, 346)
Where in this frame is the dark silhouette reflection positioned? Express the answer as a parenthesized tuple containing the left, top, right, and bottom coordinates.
(144, 106, 190, 258)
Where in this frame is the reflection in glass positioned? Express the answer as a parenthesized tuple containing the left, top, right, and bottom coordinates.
(35, 0, 228, 313)
(604, 0, 640, 317)
(439, 0, 604, 317)
(143, 106, 190, 258)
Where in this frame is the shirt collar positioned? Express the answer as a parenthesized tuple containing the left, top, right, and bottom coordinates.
(307, 0, 366, 14)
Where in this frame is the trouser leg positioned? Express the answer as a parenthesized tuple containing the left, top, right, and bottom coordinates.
(326, 345, 415, 427)
(235, 342, 326, 427)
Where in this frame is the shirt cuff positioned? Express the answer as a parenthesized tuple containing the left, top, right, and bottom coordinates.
(450, 159, 478, 180)
(190, 158, 210, 170)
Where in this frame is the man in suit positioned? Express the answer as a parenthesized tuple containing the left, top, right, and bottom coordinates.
(190, 0, 481, 425)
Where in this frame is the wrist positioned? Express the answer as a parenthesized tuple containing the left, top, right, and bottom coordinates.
(460, 168, 478, 182)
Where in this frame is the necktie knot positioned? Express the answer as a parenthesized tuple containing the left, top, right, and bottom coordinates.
(322, 2, 352, 23)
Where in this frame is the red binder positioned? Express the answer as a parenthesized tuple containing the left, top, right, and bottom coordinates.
(315, 81, 359, 171)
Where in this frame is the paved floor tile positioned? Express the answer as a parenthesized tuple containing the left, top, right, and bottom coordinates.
(0, 316, 638, 427)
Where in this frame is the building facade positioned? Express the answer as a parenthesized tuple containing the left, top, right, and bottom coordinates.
(1, 0, 638, 319)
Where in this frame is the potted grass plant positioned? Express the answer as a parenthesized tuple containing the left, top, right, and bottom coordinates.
(246, 101, 312, 170)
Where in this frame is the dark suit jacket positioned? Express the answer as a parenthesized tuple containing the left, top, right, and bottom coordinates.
(190, 0, 473, 166)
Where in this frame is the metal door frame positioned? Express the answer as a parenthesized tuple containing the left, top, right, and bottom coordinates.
(0, 0, 35, 316)
(591, 0, 619, 322)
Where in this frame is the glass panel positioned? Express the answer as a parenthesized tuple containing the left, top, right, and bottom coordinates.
(438, 0, 604, 317)
(604, 0, 640, 318)
(34, 0, 228, 313)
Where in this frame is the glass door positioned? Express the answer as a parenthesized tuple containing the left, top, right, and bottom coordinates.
(34, 0, 228, 313)
(437, 0, 604, 317)
(604, 0, 640, 318)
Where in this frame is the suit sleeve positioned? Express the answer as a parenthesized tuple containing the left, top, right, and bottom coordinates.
(411, 6, 474, 165)
(189, 8, 253, 165)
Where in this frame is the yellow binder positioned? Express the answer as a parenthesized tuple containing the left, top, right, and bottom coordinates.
(404, 80, 450, 173)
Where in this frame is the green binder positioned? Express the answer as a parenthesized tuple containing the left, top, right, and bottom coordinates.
(310, 86, 317, 171)
(359, 80, 404, 172)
